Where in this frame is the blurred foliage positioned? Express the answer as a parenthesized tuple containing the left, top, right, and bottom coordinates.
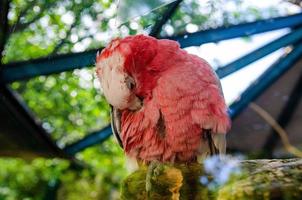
(0, 0, 297, 199)
(11, 69, 110, 146)
(57, 140, 126, 200)
(161, 0, 294, 36)
(0, 139, 126, 200)
(0, 158, 69, 200)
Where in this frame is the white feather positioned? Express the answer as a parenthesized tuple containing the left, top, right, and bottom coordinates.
(126, 156, 139, 172)
(96, 52, 131, 110)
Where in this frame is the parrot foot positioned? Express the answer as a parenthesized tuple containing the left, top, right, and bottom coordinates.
(146, 160, 164, 199)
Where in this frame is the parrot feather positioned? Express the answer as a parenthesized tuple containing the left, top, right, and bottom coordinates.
(96, 35, 231, 164)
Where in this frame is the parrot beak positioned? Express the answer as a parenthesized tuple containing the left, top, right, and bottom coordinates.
(128, 95, 143, 111)
(110, 105, 123, 148)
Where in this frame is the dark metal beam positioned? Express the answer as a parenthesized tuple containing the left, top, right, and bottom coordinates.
(262, 71, 302, 157)
(0, 48, 99, 83)
(216, 27, 302, 79)
(167, 13, 302, 48)
(0, 0, 183, 83)
(0, 85, 71, 158)
(63, 125, 112, 155)
(229, 41, 302, 119)
(149, 0, 182, 38)
(2, 14, 302, 83)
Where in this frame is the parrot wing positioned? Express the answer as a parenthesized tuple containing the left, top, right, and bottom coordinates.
(154, 54, 230, 160)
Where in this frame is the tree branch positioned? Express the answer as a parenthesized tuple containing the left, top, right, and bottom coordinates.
(50, 22, 78, 55)
(8, 1, 56, 34)
(50, 6, 83, 55)
(51, 32, 95, 56)
(10, 0, 38, 32)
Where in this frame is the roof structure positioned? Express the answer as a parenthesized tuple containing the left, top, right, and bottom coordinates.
(0, 0, 302, 159)
(228, 56, 302, 157)
(0, 85, 69, 158)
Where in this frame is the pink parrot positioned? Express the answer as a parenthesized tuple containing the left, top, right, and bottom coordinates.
(96, 35, 230, 166)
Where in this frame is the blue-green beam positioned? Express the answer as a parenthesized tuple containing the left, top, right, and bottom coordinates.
(0, 48, 99, 83)
(66, 41, 302, 154)
(64, 28, 302, 155)
(168, 13, 302, 48)
(229, 41, 302, 119)
(149, 0, 182, 37)
(68, 40, 302, 153)
(2, 13, 302, 83)
(63, 125, 112, 155)
(216, 26, 302, 79)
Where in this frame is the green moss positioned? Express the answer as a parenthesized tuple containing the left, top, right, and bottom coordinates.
(121, 168, 147, 200)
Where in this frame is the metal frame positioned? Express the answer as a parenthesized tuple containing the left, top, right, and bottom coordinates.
(66, 17, 302, 154)
(216, 27, 302, 78)
(149, 0, 183, 37)
(0, 1, 302, 157)
(64, 126, 112, 155)
(228, 41, 302, 118)
(0, 85, 71, 158)
(0, 49, 98, 84)
(167, 13, 302, 48)
(2, 13, 302, 83)
(262, 69, 302, 157)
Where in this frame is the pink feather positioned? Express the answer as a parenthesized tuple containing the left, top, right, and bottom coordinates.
(97, 35, 231, 163)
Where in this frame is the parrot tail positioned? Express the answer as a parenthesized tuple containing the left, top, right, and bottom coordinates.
(198, 129, 226, 162)
(203, 129, 219, 155)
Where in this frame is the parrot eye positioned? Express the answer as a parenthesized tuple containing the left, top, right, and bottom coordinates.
(125, 76, 136, 90)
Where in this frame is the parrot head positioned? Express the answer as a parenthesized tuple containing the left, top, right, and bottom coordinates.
(96, 35, 162, 111)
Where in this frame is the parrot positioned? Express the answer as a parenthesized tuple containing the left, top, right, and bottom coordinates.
(95, 34, 231, 167)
